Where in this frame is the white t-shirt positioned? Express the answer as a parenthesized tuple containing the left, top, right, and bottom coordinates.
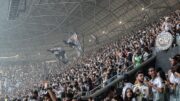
(169, 72, 180, 85)
(54, 89, 62, 98)
(177, 23, 180, 30)
(143, 52, 149, 61)
(150, 77, 163, 93)
(133, 83, 149, 99)
(162, 22, 173, 32)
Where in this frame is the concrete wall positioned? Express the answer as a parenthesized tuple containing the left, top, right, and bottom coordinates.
(155, 46, 180, 72)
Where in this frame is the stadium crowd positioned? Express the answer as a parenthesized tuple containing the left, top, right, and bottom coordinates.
(1, 9, 180, 101)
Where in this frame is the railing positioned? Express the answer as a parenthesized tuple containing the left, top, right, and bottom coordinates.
(75, 54, 156, 100)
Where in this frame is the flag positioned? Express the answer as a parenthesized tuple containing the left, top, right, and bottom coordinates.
(64, 32, 82, 56)
(47, 47, 68, 64)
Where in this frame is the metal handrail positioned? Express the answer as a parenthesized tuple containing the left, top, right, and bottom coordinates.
(74, 62, 134, 98)
(89, 64, 134, 94)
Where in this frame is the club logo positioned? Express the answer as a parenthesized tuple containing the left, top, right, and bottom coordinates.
(156, 31, 173, 50)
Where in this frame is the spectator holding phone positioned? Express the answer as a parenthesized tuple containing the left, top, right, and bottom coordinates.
(148, 67, 164, 101)
(133, 71, 149, 101)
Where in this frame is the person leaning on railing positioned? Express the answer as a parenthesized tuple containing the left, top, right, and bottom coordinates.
(132, 49, 143, 68)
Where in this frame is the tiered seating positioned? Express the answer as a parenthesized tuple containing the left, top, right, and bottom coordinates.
(2, 9, 180, 101)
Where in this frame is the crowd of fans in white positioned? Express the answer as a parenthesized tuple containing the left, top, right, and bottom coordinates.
(1, 9, 180, 101)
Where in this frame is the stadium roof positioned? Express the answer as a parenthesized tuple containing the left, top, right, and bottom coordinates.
(0, 0, 179, 62)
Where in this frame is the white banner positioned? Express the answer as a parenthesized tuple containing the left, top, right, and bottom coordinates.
(156, 31, 173, 50)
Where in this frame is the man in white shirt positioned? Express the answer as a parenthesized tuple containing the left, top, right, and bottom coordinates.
(133, 71, 149, 101)
(148, 67, 164, 101)
(168, 65, 180, 101)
